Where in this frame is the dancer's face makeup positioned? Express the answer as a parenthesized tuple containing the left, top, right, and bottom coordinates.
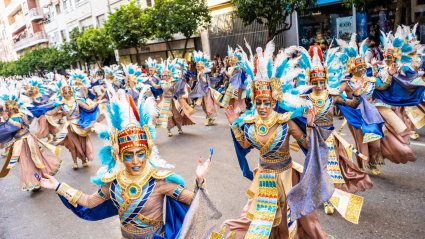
(255, 97, 275, 118)
(122, 147, 147, 176)
(312, 79, 325, 95)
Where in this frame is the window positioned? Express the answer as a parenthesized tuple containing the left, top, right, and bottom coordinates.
(55, 3, 61, 14)
(54, 31, 60, 43)
(62, 0, 67, 10)
(60, 30, 66, 41)
(146, 0, 153, 7)
(80, 17, 93, 31)
(96, 14, 105, 28)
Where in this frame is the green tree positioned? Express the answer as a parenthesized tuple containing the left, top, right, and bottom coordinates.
(77, 27, 113, 68)
(68, 27, 90, 68)
(147, 0, 211, 59)
(231, 0, 316, 44)
(105, 1, 153, 65)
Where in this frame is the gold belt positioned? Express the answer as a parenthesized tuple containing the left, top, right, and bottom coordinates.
(259, 161, 292, 174)
(260, 151, 290, 163)
(138, 214, 164, 227)
(120, 222, 163, 236)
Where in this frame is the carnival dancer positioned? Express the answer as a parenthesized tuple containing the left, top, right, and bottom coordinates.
(212, 41, 334, 239)
(329, 35, 386, 175)
(151, 59, 196, 137)
(360, 29, 420, 174)
(38, 89, 218, 239)
(122, 63, 146, 104)
(219, 47, 247, 114)
(145, 57, 164, 102)
(188, 51, 221, 126)
(292, 45, 373, 219)
(45, 78, 106, 169)
(103, 65, 124, 91)
(26, 77, 60, 143)
(0, 86, 62, 191)
(70, 70, 92, 100)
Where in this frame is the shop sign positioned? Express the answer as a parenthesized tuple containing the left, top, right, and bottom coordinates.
(336, 16, 354, 41)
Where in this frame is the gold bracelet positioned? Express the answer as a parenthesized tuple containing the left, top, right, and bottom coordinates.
(56, 183, 71, 196)
(231, 124, 245, 142)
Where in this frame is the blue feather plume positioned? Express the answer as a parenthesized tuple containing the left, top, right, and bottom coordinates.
(107, 103, 123, 131)
(298, 52, 311, 70)
(267, 59, 273, 79)
(401, 44, 412, 53)
(99, 130, 110, 140)
(0, 95, 9, 101)
(243, 62, 254, 80)
(400, 55, 412, 63)
(393, 38, 403, 48)
(164, 174, 185, 186)
(275, 59, 288, 79)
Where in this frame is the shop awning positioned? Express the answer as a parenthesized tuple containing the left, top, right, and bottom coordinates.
(317, 0, 341, 5)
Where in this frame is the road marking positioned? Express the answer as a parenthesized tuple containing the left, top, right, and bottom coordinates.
(410, 141, 425, 146)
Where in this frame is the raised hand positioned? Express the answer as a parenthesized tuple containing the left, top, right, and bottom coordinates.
(354, 75, 366, 92)
(388, 63, 398, 75)
(196, 155, 212, 185)
(224, 105, 239, 125)
(307, 105, 316, 127)
(39, 173, 60, 190)
(371, 57, 378, 66)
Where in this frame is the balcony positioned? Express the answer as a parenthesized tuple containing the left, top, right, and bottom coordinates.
(4, 0, 22, 17)
(39, 0, 52, 8)
(29, 8, 44, 22)
(13, 31, 48, 51)
(43, 18, 58, 33)
(10, 19, 26, 35)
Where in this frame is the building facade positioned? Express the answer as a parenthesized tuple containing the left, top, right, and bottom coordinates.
(0, 0, 47, 61)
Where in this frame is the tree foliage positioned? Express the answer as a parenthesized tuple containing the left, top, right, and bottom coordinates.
(104, 1, 152, 65)
(77, 27, 113, 68)
(147, 0, 210, 59)
(231, 0, 316, 44)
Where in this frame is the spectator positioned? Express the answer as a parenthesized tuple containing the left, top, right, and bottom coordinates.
(141, 65, 147, 74)
(320, 41, 329, 56)
(366, 36, 383, 63)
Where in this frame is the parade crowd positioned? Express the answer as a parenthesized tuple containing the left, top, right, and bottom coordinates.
(0, 24, 424, 239)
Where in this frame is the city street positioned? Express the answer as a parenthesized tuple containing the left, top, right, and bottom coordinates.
(0, 107, 424, 239)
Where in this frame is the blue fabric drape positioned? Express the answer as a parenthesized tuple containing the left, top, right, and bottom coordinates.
(373, 74, 425, 106)
(229, 72, 247, 90)
(153, 196, 189, 239)
(286, 126, 334, 221)
(27, 106, 50, 118)
(0, 121, 20, 143)
(78, 105, 100, 130)
(230, 127, 254, 181)
(337, 96, 384, 139)
(58, 195, 118, 221)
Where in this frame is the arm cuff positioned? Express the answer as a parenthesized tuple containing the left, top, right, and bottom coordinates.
(56, 182, 82, 207)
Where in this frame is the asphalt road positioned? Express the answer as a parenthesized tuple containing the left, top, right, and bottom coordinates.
(1, 107, 424, 239)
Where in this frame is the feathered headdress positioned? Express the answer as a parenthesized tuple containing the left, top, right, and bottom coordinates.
(91, 83, 173, 186)
(48, 74, 76, 102)
(192, 51, 212, 69)
(69, 69, 91, 88)
(0, 82, 33, 117)
(122, 63, 144, 85)
(381, 26, 415, 63)
(145, 57, 158, 71)
(238, 39, 309, 112)
(27, 77, 47, 96)
(103, 65, 124, 84)
(334, 34, 368, 73)
(228, 46, 242, 64)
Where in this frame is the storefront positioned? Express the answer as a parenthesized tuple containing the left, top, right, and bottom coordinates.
(117, 38, 201, 65)
(297, 0, 401, 47)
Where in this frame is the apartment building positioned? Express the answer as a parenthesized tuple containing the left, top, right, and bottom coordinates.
(0, 0, 47, 59)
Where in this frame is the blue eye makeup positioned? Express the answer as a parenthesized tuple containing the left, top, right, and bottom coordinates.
(123, 154, 133, 161)
(122, 150, 146, 162)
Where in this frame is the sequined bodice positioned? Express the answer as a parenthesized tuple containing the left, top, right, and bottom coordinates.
(61, 101, 80, 122)
(348, 80, 375, 101)
(306, 94, 334, 127)
(161, 81, 174, 97)
(109, 174, 157, 230)
(244, 123, 292, 173)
